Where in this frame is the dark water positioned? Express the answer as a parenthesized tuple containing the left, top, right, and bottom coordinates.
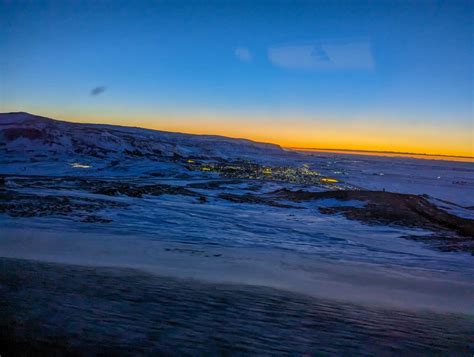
(0, 258, 473, 355)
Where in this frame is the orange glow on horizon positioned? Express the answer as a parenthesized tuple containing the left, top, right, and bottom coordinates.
(5, 106, 474, 159)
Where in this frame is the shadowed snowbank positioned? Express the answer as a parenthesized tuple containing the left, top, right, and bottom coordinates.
(1, 257, 473, 355)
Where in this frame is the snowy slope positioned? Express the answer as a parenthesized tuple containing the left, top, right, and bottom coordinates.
(0, 112, 284, 162)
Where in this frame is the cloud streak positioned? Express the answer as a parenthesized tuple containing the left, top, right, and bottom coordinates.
(268, 40, 374, 70)
(234, 47, 252, 62)
(90, 86, 106, 96)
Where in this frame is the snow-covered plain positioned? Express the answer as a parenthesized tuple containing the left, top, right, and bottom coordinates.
(0, 113, 474, 353)
(1, 112, 474, 352)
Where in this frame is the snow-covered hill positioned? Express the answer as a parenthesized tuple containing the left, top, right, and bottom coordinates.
(0, 112, 284, 162)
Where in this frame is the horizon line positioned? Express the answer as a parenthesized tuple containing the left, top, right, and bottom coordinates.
(287, 147, 474, 160)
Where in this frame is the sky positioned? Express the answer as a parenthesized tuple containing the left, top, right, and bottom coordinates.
(1, 0, 473, 156)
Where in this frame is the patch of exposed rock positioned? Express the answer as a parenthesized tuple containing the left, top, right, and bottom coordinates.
(271, 189, 474, 253)
(92, 182, 198, 198)
(0, 190, 125, 222)
(271, 189, 473, 235)
(218, 193, 299, 209)
(219, 188, 474, 253)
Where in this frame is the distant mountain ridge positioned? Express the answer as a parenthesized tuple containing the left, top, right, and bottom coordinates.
(0, 112, 284, 161)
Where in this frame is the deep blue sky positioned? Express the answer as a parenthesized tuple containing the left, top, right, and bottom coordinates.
(1, 0, 472, 155)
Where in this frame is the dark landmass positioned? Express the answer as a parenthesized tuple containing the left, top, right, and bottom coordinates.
(222, 189, 474, 254)
(270, 189, 474, 236)
(1, 257, 473, 355)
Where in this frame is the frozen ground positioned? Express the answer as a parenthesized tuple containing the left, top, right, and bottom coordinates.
(294, 148, 474, 208)
(1, 258, 473, 355)
(0, 112, 473, 354)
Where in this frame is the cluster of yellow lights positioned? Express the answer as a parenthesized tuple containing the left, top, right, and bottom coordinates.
(321, 177, 339, 183)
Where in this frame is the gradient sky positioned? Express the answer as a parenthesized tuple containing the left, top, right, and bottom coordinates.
(1, 0, 472, 156)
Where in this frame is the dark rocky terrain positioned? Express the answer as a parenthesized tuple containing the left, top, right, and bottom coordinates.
(1, 174, 473, 253)
(219, 188, 474, 253)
